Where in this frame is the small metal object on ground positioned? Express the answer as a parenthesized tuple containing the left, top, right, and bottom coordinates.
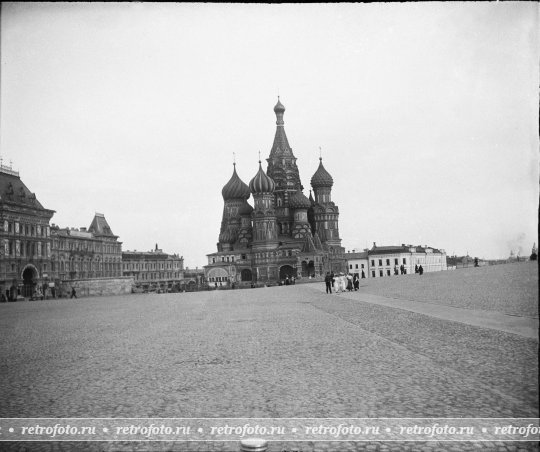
(239, 438, 268, 451)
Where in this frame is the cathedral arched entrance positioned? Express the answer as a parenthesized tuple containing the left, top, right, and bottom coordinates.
(240, 269, 252, 282)
(21, 265, 38, 298)
(279, 265, 296, 280)
(301, 260, 315, 278)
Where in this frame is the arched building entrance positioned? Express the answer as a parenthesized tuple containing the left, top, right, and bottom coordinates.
(279, 265, 296, 280)
(240, 269, 252, 282)
(301, 260, 315, 277)
(22, 265, 38, 298)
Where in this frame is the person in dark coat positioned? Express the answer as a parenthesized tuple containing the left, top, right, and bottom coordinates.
(353, 274, 360, 291)
(415, 264, 419, 274)
(419, 265, 424, 275)
(70, 287, 77, 299)
(324, 272, 332, 294)
(361, 270, 365, 279)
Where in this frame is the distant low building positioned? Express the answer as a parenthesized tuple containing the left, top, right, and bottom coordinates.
(122, 244, 184, 292)
(345, 250, 369, 278)
(346, 243, 447, 278)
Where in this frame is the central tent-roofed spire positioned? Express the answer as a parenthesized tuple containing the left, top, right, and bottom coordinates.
(269, 96, 293, 159)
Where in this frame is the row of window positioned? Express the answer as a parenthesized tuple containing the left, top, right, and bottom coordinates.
(123, 262, 182, 271)
(370, 258, 407, 267)
(53, 239, 120, 254)
(2, 221, 49, 238)
(4, 240, 49, 258)
(133, 272, 182, 280)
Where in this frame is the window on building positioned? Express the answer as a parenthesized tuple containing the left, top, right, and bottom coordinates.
(394, 258, 399, 265)
(386, 259, 390, 266)
(378, 259, 383, 266)
(212, 258, 215, 263)
(379, 270, 383, 277)
(387, 269, 391, 276)
(355, 264, 358, 269)
(371, 270, 376, 278)
(361, 264, 365, 269)
(241, 254, 246, 260)
(371, 260, 375, 266)
(403, 258, 407, 264)
(349, 264, 352, 269)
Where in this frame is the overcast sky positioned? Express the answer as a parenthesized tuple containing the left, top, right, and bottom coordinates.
(1, 2, 538, 267)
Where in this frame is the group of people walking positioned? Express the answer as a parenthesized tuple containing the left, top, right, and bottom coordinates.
(324, 271, 360, 294)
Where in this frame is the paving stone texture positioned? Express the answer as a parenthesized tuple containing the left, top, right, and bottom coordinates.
(0, 261, 537, 451)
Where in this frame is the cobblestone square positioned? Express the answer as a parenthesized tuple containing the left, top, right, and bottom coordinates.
(0, 262, 537, 451)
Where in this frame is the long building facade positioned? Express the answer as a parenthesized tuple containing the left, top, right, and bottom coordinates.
(346, 243, 447, 278)
(122, 245, 184, 292)
(205, 99, 346, 285)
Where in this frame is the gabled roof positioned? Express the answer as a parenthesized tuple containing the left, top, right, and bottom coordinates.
(88, 213, 117, 237)
(0, 168, 52, 212)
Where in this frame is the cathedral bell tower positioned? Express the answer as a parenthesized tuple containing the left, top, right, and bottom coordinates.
(266, 98, 302, 237)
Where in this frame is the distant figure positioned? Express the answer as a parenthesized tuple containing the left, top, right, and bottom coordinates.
(346, 273, 353, 291)
(292, 276, 296, 285)
(418, 265, 424, 275)
(70, 287, 77, 299)
(353, 274, 360, 291)
(361, 270, 366, 279)
(285, 276, 290, 286)
(324, 272, 332, 294)
(474, 257, 479, 267)
(400, 264, 405, 275)
(415, 264, 419, 274)
(394, 265, 399, 275)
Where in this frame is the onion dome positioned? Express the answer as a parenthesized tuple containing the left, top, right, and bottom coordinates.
(310, 157, 334, 188)
(222, 164, 250, 200)
(249, 161, 275, 194)
(238, 201, 254, 216)
(288, 189, 311, 210)
(219, 229, 232, 243)
(274, 97, 285, 114)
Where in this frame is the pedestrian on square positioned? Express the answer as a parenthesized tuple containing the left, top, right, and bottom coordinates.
(70, 287, 77, 299)
(394, 265, 399, 275)
(419, 265, 424, 275)
(324, 272, 332, 294)
(361, 270, 365, 279)
(346, 273, 353, 291)
(400, 264, 404, 275)
(415, 264, 419, 274)
(353, 273, 359, 291)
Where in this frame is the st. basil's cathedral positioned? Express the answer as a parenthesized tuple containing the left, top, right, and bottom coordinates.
(204, 99, 346, 284)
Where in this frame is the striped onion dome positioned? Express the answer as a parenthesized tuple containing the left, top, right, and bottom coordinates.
(288, 189, 311, 210)
(249, 161, 275, 194)
(310, 157, 333, 188)
(222, 164, 251, 200)
(238, 201, 254, 216)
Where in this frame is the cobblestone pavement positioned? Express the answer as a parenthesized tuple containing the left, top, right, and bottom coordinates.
(0, 262, 537, 451)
